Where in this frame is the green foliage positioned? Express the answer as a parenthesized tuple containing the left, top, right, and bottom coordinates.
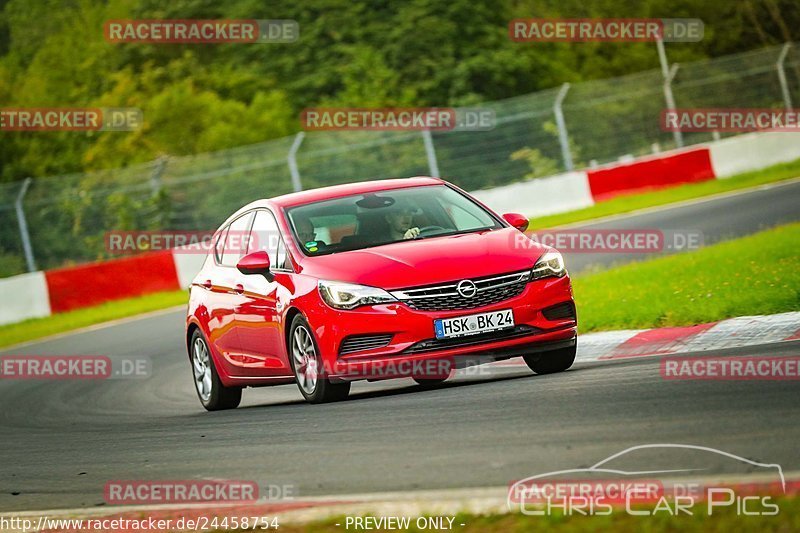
(511, 120, 584, 179)
(2, 0, 797, 181)
(510, 147, 560, 180)
(0, 0, 798, 274)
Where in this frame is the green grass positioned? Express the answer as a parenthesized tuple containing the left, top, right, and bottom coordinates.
(238, 496, 800, 532)
(0, 290, 186, 349)
(574, 222, 800, 333)
(529, 158, 800, 230)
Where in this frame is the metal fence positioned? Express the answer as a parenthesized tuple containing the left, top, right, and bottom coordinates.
(1, 42, 798, 277)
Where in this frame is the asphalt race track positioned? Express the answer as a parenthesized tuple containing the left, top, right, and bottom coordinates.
(1, 181, 799, 513)
(563, 178, 800, 273)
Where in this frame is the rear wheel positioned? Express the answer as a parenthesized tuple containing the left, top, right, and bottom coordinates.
(523, 344, 576, 375)
(190, 329, 242, 411)
(289, 315, 351, 404)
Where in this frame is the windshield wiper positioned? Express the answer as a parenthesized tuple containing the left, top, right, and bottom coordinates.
(414, 226, 495, 240)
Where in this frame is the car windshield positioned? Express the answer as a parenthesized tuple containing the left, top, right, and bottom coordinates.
(285, 185, 502, 255)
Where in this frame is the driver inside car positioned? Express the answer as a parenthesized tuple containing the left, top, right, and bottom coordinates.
(295, 216, 317, 243)
(384, 202, 421, 240)
(293, 214, 328, 252)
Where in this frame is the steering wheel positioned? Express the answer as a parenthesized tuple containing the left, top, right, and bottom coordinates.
(417, 225, 447, 236)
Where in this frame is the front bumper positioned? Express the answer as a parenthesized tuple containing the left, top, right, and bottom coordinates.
(305, 274, 577, 381)
(331, 329, 576, 381)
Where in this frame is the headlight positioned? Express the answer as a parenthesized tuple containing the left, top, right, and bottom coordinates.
(318, 281, 397, 310)
(531, 251, 566, 280)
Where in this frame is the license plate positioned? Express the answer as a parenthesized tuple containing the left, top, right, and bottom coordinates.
(434, 309, 514, 340)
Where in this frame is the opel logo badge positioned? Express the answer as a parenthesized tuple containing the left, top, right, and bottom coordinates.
(457, 279, 477, 298)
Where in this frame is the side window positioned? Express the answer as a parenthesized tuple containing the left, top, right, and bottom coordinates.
(214, 227, 229, 264)
(221, 212, 254, 266)
(275, 237, 288, 270)
(248, 210, 282, 266)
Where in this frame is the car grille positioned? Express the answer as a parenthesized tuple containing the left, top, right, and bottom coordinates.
(391, 270, 531, 312)
(339, 334, 394, 356)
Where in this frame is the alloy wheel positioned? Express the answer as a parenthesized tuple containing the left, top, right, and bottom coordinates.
(292, 326, 319, 394)
(192, 337, 213, 402)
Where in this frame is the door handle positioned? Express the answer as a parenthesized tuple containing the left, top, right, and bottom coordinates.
(234, 284, 245, 294)
(202, 279, 212, 290)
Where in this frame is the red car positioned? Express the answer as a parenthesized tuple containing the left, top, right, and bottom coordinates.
(185, 177, 577, 410)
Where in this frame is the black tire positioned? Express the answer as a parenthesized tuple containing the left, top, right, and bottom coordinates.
(190, 329, 242, 411)
(523, 344, 577, 375)
(288, 315, 351, 404)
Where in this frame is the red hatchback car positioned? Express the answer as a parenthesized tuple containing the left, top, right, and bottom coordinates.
(185, 177, 577, 410)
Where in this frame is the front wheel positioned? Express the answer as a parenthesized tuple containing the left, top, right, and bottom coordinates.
(190, 329, 242, 411)
(523, 344, 576, 375)
(289, 315, 351, 404)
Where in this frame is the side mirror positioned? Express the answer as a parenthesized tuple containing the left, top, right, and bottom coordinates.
(237, 250, 271, 276)
(502, 213, 529, 232)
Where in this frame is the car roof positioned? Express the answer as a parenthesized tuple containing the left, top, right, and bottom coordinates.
(223, 177, 445, 226)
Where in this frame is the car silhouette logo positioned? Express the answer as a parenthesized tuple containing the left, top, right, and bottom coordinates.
(457, 279, 478, 298)
(506, 443, 787, 511)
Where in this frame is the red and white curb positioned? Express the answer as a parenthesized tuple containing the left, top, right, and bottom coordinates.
(492, 311, 800, 368)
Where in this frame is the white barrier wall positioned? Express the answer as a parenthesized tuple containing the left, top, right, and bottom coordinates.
(0, 271, 51, 326)
(172, 252, 207, 290)
(709, 132, 800, 178)
(471, 171, 594, 218)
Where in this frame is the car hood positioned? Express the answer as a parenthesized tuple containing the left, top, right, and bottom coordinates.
(297, 227, 548, 290)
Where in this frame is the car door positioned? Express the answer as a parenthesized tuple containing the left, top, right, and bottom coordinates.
(207, 211, 254, 376)
(199, 224, 237, 364)
(234, 209, 291, 376)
